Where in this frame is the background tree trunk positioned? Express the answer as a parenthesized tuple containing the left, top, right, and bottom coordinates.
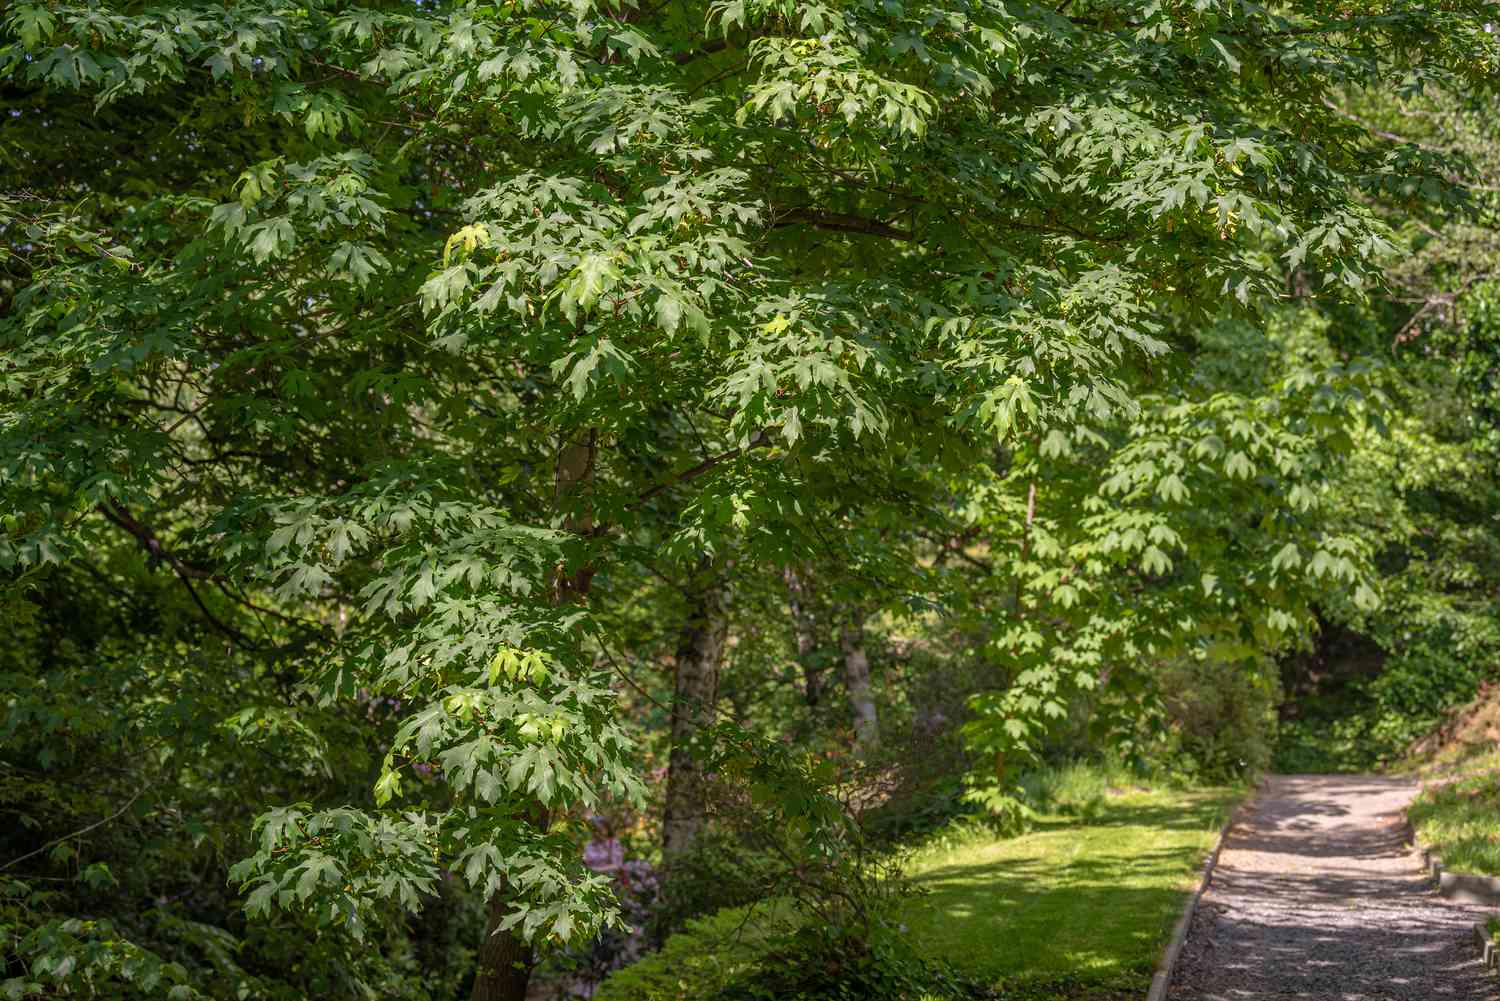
(841, 619, 880, 755)
(662, 582, 728, 862)
(784, 566, 824, 705)
(470, 432, 596, 1001)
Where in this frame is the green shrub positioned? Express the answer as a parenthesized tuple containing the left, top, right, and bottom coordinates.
(955, 759, 1166, 841)
(1407, 751, 1500, 876)
(1155, 659, 1278, 781)
(593, 903, 985, 1001)
(1274, 629, 1495, 772)
(593, 902, 797, 1001)
(1274, 700, 1417, 772)
(1015, 759, 1146, 817)
(1369, 648, 1475, 719)
(650, 831, 783, 938)
(712, 923, 986, 1001)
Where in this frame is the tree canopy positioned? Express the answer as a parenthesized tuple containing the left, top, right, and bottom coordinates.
(3, 2, 1499, 1000)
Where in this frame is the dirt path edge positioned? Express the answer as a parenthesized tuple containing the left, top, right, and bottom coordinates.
(1413, 832, 1500, 907)
(1145, 781, 1264, 1001)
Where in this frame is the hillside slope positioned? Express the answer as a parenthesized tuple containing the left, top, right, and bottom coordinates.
(1405, 683, 1500, 876)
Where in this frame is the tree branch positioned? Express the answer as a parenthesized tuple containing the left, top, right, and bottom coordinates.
(674, 37, 731, 64)
(97, 502, 326, 651)
(97, 502, 219, 580)
(772, 208, 914, 241)
(2, 786, 147, 872)
(1321, 98, 1452, 154)
(636, 430, 775, 504)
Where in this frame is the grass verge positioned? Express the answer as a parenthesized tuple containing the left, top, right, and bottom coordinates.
(1407, 745, 1500, 876)
(595, 782, 1239, 1001)
(902, 787, 1236, 998)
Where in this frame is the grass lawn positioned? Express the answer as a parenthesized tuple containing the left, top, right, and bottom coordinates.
(901, 788, 1238, 999)
(594, 783, 1239, 1001)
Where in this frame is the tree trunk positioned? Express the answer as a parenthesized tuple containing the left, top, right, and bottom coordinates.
(662, 582, 728, 862)
(1014, 480, 1036, 617)
(783, 566, 823, 706)
(470, 890, 537, 1001)
(470, 431, 596, 1001)
(840, 620, 879, 755)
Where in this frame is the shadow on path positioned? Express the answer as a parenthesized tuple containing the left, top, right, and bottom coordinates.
(1168, 774, 1495, 1001)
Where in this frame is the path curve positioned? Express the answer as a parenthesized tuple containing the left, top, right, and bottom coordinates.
(1169, 774, 1495, 1000)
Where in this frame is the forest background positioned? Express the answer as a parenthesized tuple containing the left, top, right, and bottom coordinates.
(2, 3, 1499, 1001)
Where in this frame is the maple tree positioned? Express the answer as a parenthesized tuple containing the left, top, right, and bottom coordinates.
(3, 2, 1497, 999)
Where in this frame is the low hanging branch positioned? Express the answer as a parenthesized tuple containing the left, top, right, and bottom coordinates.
(95, 502, 323, 651)
(2, 785, 148, 872)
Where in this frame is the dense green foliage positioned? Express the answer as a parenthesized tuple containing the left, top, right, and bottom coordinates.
(3, 0, 1499, 998)
(1274, 96, 1500, 773)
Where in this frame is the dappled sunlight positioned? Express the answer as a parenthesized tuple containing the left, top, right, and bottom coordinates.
(4, 1, 1493, 998)
(899, 790, 1237, 986)
(1169, 775, 1495, 1000)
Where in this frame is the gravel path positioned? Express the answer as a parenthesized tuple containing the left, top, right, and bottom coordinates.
(1169, 774, 1496, 1001)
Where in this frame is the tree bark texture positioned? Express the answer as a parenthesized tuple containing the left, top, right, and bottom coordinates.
(662, 583, 729, 862)
(783, 566, 824, 706)
(840, 620, 879, 755)
(470, 889, 537, 1001)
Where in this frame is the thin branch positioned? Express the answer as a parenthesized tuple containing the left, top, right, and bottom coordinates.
(1322, 98, 1453, 154)
(999, 216, 1124, 245)
(597, 642, 671, 712)
(678, 405, 713, 462)
(685, 59, 751, 98)
(2, 786, 147, 872)
(214, 579, 325, 632)
(1391, 270, 1498, 348)
(97, 503, 321, 651)
(635, 557, 696, 599)
(179, 574, 262, 648)
(97, 502, 218, 580)
(1015, 481, 1037, 617)
(1322, 99, 1500, 192)
(674, 37, 731, 65)
(772, 207, 915, 242)
(307, 59, 376, 85)
(636, 430, 774, 504)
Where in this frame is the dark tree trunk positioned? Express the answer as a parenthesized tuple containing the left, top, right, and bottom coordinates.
(471, 891, 536, 1001)
(469, 432, 596, 1001)
(784, 566, 824, 705)
(662, 582, 728, 862)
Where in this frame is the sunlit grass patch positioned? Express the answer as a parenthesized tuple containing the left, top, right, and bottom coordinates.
(901, 788, 1237, 995)
(596, 782, 1240, 1001)
(1408, 747, 1500, 876)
